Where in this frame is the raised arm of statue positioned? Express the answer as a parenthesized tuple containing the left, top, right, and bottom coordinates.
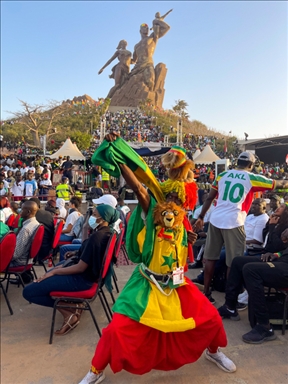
(150, 9, 173, 38)
(98, 40, 131, 76)
(98, 52, 119, 75)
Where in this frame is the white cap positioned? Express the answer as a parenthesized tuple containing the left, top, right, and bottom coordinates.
(237, 151, 255, 163)
(92, 194, 117, 208)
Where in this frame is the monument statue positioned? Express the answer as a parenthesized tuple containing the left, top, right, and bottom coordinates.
(98, 40, 132, 99)
(104, 10, 173, 108)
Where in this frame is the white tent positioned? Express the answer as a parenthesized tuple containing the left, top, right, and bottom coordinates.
(194, 145, 220, 164)
(49, 138, 86, 160)
(193, 149, 201, 160)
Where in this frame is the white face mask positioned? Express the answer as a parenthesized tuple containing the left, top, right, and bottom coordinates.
(88, 216, 100, 230)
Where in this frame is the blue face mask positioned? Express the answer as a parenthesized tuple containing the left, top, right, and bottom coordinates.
(88, 216, 100, 230)
(17, 208, 21, 213)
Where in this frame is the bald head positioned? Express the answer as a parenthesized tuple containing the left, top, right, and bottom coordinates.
(21, 201, 39, 221)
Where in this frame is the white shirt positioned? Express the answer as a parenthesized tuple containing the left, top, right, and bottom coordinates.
(2, 207, 13, 221)
(244, 213, 269, 243)
(193, 204, 216, 223)
(39, 179, 52, 187)
(210, 170, 274, 229)
(11, 180, 25, 196)
(63, 211, 82, 236)
(6, 158, 15, 166)
(20, 167, 29, 176)
(120, 205, 130, 217)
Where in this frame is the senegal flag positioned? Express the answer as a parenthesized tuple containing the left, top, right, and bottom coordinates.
(91, 137, 164, 203)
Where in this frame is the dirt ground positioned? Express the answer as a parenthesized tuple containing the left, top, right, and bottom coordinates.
(1, 265, 288, 384)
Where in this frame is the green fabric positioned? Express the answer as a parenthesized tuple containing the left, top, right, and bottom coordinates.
(113, 198, 156, 321)
(91, 137, 147, 178)
(112, 266, 151, 322)
(0, 222, 9, 239)
(97, 205, 120, 226)
(126, 197, 156, 265)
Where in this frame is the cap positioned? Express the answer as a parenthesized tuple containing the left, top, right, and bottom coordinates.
(47, 199, 56, 207)
(237, 152, 255, 163)
(169, 146, 187, 169)
(270, 194, 281, 201)
(92, 194, 117, 208)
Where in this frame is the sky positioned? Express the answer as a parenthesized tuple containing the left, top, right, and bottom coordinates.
(1, 1, 287, 140)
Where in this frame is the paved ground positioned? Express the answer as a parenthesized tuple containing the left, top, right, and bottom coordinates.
(1, 264, 288, 384)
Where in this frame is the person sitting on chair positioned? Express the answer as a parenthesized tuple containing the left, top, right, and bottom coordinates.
(9, 201, 40, 268)
(22, 204, 120, 336)
(218, 228, 288, 344)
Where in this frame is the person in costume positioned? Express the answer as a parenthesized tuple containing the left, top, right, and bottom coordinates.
(79, 134, 236, 384)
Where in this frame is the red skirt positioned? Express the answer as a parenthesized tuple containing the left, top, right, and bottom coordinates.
(91, 280, 227, 375)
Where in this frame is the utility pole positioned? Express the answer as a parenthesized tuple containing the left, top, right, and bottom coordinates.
(99, 118, 106, 143)
(176, 119, 183, 146)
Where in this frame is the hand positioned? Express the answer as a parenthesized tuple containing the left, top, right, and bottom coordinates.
(193, 218, 204, 232)
(187, 230, 198, 245)
(261, 253, 277, 262)
(104, 131, 120, 142)
(269, 215, 280, 225)
(35, 270, 55, 283)
(64, 251, 77, 260)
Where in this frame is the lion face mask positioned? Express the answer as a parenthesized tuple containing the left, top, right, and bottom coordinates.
(153, 201, 185, 229)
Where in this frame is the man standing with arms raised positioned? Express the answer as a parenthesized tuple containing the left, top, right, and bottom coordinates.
(195, 152, 288, 303)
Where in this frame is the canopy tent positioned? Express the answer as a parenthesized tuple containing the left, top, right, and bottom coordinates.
(49, 138, 86, 160)
(193, 149, 201, 160)
(194, 145, 220, 164)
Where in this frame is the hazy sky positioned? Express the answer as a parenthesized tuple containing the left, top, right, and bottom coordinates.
(1, 1, 287, 139)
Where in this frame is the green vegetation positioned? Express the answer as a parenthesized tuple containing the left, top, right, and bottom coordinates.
(2, 97, 110, 150)
(2, 95, 236, 152)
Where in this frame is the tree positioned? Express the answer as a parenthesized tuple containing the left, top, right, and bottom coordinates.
(7, 100, 70, 147)
(172, 99, 189, 118)
(69, 130, 91, 150)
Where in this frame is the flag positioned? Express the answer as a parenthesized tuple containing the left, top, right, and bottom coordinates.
(224, 139, 227, 153)
(286, 154, 288, 164)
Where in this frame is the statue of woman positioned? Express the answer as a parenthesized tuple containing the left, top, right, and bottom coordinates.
(98, 40, 132, 98)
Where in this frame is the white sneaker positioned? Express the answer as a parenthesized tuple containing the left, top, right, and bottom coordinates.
(205, 349, 236, 373)
(238, 290, 248, 305)
(78, 370, 105, 384)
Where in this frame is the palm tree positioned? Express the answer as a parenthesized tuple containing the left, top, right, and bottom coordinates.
(172, 99, 189, 118)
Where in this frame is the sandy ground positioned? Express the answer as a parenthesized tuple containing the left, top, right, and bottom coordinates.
(1, 265, 288, 384)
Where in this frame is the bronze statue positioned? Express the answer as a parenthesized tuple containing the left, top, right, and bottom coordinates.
(130, 13, 171, 91)
(150, 9, 173, 38)
(98, 40, 132, 98)
(105, 10, 172, 108)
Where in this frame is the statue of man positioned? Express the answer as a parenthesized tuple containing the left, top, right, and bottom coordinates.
(130, 17, 171, 91)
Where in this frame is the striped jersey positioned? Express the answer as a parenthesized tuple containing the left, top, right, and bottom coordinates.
(210, 170, 274, 229)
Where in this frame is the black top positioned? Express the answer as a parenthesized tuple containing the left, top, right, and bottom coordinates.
(263, 222, 288, 253)
(62, 160, 73, 171)
(80, 226, 111, 282)
(35, 210, 54, 259)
